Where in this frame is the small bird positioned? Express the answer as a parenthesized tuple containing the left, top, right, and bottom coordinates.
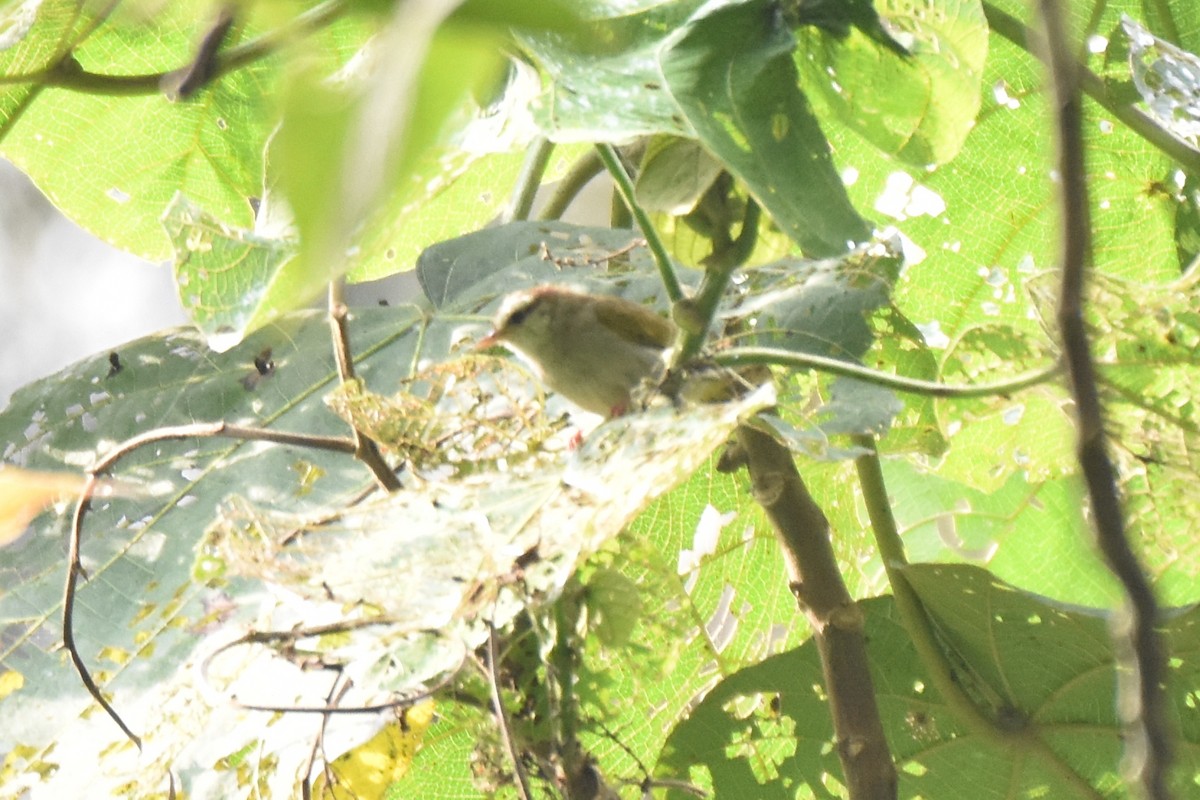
(477, 285, 676, 417)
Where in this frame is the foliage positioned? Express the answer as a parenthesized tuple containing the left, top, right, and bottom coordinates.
(2, 0, 1200, 798)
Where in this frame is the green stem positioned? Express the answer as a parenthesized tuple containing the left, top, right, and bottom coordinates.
(595, 143, 684, 303)
(506, 137, 554, 223)
(537, 149, 603, 221)
(678, 199, 762, 362)
(715, 347, 1062, 398)
(852, 436, 1105, 799)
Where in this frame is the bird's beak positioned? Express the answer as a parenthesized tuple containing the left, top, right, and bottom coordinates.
(475, 329, 503, 350)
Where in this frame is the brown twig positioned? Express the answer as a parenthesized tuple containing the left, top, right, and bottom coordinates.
(734, 423, 896, 799)
(300, 672, 352, 800)
(0, 0, 350, 97)
(1034, 2, 1173, 797)
(64, 472, 142, 748)
(487, 622, 533, 800)
(63, 421, 360, 745)
(328, 283, 402, 492)
(163, 4, 238, 99)
(199, 621, 465, 713)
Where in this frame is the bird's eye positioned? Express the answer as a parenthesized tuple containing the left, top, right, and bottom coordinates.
(505, 299, 539, 327)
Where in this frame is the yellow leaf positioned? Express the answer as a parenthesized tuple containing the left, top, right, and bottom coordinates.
(0, 670, 25, 700)
(0, 466, 89, 547)
(314, 699, 436, 799)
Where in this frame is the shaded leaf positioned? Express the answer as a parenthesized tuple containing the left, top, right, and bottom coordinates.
(517, 0, 703, 142)
(636, 135, 725, 215)
(659, 0, 871, 257)
(417, 219, 686, 311)
(0, 308, 451, 797)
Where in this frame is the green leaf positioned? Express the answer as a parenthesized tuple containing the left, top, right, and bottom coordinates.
(660, 565, 1200, 798)
(794, 0, 989, 167)
(272, 0, 506, 306)
(0, 309, 423, 797)
(517, 0, 704, 142)
(878, 460, 1118, 607)
(0, 290, 773, 795)
(416, 219, 688, 310)
(732, 244, 901, 358)
(579, 454, 803, 790)
(162, 193, 298, 350)
(0, 2, 284, 259)
(635, 135, 725, 215)
(659, 0, 871, 257)
(1064, 268, 1200, 602)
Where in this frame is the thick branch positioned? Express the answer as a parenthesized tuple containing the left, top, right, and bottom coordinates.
(735, 423, 896, 800)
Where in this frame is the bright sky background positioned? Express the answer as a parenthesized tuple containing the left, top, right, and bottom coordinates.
(0, 159, 185, 409)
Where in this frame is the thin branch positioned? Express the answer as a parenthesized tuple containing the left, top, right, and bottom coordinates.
(328, 284, 403, 492)
(1034, 1, 1173, 797)
(200, 622, 464, 713)
(0, 0, 349, 96)
(734, 423, 896, 799)
(714, 347, 1062, 398)
(300, 672, 352, 800)
(487, 622, 533, 800)
(93, 422, 358, 475)
(677, 198, 762, 363)
(595, 143, 685, 304)
(62, 420, 361, 745)
(552, 588, 580, 761)
(64, 473, 142, 749)
(164, 4, 238, 99)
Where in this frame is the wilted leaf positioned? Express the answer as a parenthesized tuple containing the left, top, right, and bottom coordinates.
(201, 385, 777, 705)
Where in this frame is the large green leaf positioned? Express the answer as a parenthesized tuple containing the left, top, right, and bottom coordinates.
(0, 1, 368, 260)
(417, 219, 690, 311)
(659, 0, 871, 257)
(878, 461, 1118, 607)
(659, 565, 1200, 799)
(0, 309, 416, 798)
